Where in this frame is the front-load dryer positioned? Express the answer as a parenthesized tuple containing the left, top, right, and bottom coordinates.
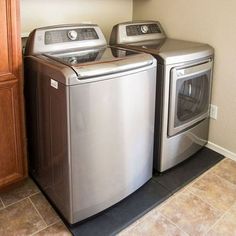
(110, 21, 214, 172)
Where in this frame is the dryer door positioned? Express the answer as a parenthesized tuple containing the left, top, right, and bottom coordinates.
(168, 59, 213, 136)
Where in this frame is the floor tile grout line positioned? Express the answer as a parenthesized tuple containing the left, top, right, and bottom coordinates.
(122, 207, 159, 231)
(184, 170, 214, 189)
(118, 206, 167, 235)
(0, 197, 6, 209)
(29, 220, 61, 236)
(29, 225, 48, 236)
(210, 171, 236, 188)
(119, 197, 176, 235)
(118, 221, 142, 235)
(184, 160, 227, 190)
(47, 219, 62, 227)
(0, 188, 40, 208)
(159, 212, 190, 236)
(2, 196, 31, 208)
(185, 188, 226, 214)
(204, 200, 236, 235)
(119, 187, 191, 235)
(28, 197, 48, 229)
(158, 187, 225, 235)
(119, 207, 189, 236)
(28, 190, 41, 197)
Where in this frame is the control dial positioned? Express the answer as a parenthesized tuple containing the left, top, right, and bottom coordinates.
(69, 57, 77, 64)
(68, 30, 77, 40)
(140, 25, 149, 34)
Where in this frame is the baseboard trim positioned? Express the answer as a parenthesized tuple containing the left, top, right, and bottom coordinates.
(206, 142, 236, 161)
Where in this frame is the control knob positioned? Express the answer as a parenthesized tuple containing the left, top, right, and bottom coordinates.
(141, 25, 149, 34)
(68, 30, 77, 40)
(69, 57, 77, 64)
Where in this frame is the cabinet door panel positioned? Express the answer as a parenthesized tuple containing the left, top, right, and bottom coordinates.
(0, 0, 11, 77)
(0, 0, 26, 188)
(0, 0, 22, 82)
(0, 80, 24, 186)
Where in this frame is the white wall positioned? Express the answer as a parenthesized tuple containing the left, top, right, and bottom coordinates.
(20, 0, 133, 40)
(133, 0, 236, 155)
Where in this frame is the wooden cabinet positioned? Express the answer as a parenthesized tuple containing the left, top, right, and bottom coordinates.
(0, 0, 27, 188)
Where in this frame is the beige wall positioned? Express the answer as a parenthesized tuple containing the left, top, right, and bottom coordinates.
(133, 0, 236, 154)
(20, 0, 133, 40)
(20, 0, 236, 154)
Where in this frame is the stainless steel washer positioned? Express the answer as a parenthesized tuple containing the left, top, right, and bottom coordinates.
(110, 21, 214, 172)
(24, 24, 157, 224)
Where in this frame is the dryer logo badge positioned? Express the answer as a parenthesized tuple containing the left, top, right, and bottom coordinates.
(50, 79, 58, 89)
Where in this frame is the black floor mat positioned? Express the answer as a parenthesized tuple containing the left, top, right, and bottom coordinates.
(153, 147, 224, 193)
(66, 147, 224, 236)
(68, 180, 170, 236)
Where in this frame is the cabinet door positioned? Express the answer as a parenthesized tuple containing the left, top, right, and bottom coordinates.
(0, 0, 26, 188)
(0, 80, 25, 186)
(0, 0, 22, 81)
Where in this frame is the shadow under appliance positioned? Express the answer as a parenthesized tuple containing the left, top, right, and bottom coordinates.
(110, 21, 214, 172)
(24, 24, 157, 224)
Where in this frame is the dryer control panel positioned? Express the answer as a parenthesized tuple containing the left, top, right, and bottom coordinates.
(126, 24, 161, 36)
(110, 21, 166, 45)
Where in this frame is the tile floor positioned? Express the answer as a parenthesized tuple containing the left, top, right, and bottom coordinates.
(119, 158, 236, 236)
(0, 158, 235, 236)
(0, 179, 71, 236)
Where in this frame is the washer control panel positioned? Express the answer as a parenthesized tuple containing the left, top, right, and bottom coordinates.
(126, 24, 161, 36)
(45, 28, 99, 44)
(25, 24, 107, 55)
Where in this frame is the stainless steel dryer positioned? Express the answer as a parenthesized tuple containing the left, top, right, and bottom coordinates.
(24, 24, 157, 224)
(110, 21, 214, 172)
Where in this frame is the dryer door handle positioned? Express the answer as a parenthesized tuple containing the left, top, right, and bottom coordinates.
(175, 59, 213, 79)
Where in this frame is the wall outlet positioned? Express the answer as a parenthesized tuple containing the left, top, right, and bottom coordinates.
(210, 104, 218, 120)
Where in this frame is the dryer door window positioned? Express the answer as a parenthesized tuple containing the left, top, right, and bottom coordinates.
(176, 74, 209, 123)
(168, 60, 213, 136)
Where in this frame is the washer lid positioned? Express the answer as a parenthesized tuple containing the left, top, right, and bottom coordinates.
(44, 47, 155, 79)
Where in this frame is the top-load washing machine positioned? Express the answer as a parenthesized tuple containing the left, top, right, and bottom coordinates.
(24, 24, 157, 224)
(110, 21, 214, 172)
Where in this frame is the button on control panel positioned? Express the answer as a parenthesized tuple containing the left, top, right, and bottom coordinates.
(126, 24, 162, 36)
